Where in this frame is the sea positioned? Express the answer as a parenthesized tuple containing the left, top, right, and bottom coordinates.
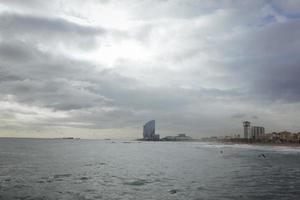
(0, 138, 300, 200)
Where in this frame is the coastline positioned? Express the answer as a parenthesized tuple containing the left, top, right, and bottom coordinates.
(215, 141, 300, 148)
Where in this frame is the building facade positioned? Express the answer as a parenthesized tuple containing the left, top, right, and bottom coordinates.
(243, 121, 251, 139)
(251, 126, 265, 139)
(243, 121, 265, 140)
(143, 120, 159, 140)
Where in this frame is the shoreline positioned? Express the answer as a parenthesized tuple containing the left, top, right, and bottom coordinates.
(1, 137, 300, 148)
(214, 141, 300, 147)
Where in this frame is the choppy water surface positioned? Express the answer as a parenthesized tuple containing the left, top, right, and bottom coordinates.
(0, 138, 300, 200)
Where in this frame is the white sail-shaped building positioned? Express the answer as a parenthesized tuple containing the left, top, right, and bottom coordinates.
(143, 120, 159, 140)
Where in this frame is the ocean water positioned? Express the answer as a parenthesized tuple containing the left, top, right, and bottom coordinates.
(0, 138, 300, 200)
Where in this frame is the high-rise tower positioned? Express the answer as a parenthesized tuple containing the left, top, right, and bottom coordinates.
(143, 120, 155, 139)
(243, 121, 251, 139)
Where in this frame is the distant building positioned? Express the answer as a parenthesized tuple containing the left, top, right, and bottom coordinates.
(243, 121, 265, 140)
(251, 126, 265, 139)
(243, 121, 251, 139)
(278, 131, 293, 142)
(264, 131, 300, 143)
(143, 120, 159, 141)
(161, 134, 192, 141)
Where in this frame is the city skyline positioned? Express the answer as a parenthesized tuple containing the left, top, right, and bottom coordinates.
(1, 0, 300, 139)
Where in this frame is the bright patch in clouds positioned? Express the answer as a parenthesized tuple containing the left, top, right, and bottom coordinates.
(93, 40, 151, 66)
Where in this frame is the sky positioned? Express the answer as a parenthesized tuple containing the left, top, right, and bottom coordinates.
(0, 0, 300, 139)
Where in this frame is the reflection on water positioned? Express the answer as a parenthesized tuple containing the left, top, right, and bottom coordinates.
(0, 138, 300, 200)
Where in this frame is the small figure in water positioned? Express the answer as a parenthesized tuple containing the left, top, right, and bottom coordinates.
(220, 150, 223, 154)
(259, 153, 266, 158)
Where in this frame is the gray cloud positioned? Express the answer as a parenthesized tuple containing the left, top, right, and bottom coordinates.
(0, 13, 103, 35)
(0, 13, 106, 51)
(0, 0, 300, 138)
(231, 113, 247, 119)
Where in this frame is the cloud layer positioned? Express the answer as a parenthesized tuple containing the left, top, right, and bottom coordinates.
(1, 0, 300, 138)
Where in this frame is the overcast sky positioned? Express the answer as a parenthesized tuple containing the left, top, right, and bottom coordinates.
(0, 0, 300, 139)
